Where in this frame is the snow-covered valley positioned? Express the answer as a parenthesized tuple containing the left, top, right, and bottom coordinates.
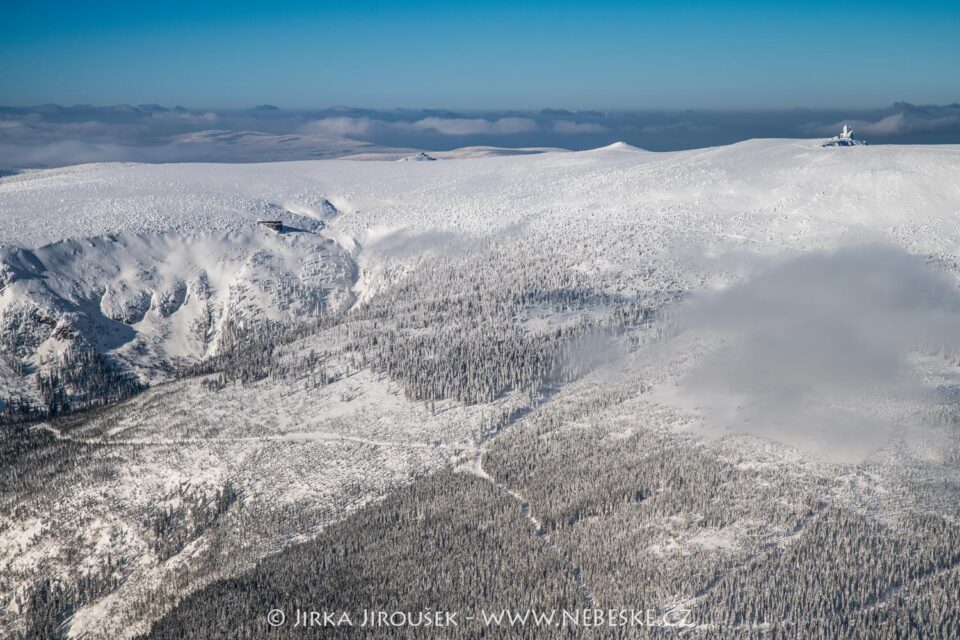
(3, 139, 960, 639)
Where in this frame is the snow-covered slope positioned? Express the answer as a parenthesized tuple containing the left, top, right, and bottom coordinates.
(4, 139, 960, 639)
(1, 224, 354, 378)
(2, 139, 959, 405)
(5, 139, 959, 251)
(0, 193, 356, 410)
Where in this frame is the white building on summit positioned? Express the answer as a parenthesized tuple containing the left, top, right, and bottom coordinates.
(823, 124, 867, 147)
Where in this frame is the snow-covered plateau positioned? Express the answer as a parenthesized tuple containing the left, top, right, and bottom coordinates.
(2, 139, 960, 639)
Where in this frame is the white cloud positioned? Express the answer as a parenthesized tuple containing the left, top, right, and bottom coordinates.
(640, 121, 710, 134)
(808, 114, 910, 136)
(671, 244, 960, 462)
(552, 120, 609, 134)
(411, 117, 538, 135)
(149, 110, 220, 125)
(300, 117, 377, 137)
(300, 115, 541, 137)
(807, 105, 960, 137)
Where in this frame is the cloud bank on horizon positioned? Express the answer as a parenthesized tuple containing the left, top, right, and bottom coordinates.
(2, 102, 960, 168)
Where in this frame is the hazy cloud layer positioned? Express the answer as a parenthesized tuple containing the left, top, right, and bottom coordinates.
(2, 102, 959, 168)
(671, 244, 960, 462)
(412, 116, 538, 135)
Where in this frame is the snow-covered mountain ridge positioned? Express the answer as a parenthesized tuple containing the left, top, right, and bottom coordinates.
(3, 138, 958, 249)
(2, 139, 960, 414)
(4, 139, 960, 639)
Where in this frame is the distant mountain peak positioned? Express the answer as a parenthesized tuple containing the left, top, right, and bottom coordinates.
(399, 152, 438, 162)
(598, 141, 644, 152)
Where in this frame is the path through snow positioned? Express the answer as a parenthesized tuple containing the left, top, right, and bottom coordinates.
(466, 451, 596, 606)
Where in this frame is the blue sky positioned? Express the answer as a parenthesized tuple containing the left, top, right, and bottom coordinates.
(2, 0, 958, 109)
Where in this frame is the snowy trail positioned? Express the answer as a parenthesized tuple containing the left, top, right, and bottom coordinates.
(467, 451, 596, 607)
(33, 423, 475, 453)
